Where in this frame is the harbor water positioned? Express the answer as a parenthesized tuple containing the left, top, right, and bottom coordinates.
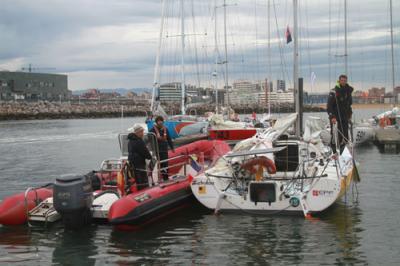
(0, 108, 399, 265)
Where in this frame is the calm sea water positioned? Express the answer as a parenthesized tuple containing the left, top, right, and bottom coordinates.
(0, 108, 399, 265)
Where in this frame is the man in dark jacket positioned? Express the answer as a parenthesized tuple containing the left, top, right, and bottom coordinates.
(150, 116, 174, 181)
(128, 124, 152, 190)
(327, 74, 353, 154)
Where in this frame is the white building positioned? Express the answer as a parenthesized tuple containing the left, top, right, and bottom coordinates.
(159, 82, 197, 103)
(230, 80, 262, 105)
(259, 90, 294, 104)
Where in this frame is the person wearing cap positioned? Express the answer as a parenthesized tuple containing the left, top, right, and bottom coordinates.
(327, 74, 354, 154)
(127, 124, 152, 190)
(150, 116, 174, 181)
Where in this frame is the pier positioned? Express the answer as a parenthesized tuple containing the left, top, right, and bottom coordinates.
(374, 128, 400, 153)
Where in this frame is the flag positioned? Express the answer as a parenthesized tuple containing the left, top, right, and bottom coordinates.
(189, 155, 202, 173)
(285, 26, 292, 44)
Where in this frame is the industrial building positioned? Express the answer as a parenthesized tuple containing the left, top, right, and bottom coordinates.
(0, 71, 70, 101)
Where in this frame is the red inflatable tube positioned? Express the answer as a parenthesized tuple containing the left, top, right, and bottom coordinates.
(0, 188, 53, 225)
(168, 140, 231, 176)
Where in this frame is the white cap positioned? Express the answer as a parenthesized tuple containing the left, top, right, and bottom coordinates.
(132, 124, 144, 133)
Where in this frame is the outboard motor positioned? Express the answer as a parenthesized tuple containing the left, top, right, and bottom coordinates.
(53, 175, 93, 229)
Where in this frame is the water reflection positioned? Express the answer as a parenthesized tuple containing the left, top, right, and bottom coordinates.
(103, 201, 366, 265)
(52, 226, 98, 266)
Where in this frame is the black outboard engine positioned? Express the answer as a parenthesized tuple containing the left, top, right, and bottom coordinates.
(53, 175, 93, 229)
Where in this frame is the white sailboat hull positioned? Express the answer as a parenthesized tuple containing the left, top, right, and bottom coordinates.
(192, 160, 351, 215)
(191, 123, 355, 216)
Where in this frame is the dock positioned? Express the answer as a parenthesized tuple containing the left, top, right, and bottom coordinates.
(374, 128, 400, 153)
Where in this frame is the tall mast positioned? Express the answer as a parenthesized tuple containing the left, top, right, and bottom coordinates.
(293, 0, 300, 137)
(328, 0, 331, 89)
(344, 0, 348, 75)
(214, 1, 219, 113)
(180, 0, 186, 115)
(223, 0, 230, 108)
(151, 0, 166, 113)
(267, 0, 271, 116)
(389, 0, 396, 103)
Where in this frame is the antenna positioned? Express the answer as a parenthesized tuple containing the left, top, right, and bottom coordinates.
(21, 64, 56, 73)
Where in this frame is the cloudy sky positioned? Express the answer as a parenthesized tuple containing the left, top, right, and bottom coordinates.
(0, 0, 398, 92)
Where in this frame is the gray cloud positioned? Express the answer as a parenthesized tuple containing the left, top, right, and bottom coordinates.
(0, 0, 398, 92)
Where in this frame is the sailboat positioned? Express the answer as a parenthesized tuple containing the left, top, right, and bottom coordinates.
(146, 0, 209, 146)
(190, 0, 358, 217)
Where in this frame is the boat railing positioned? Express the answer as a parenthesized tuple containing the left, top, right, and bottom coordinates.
(159, 154, 189, 176)
(100, 159, 123, 172)
(24, 187, 38, 227)
(158, 153, 205, 178)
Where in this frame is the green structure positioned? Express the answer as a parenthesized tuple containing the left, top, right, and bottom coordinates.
(0, 71, 70, 101)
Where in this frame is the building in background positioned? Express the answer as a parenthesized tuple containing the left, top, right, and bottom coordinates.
(259, 90, 294, 104)
(0, 71, 70, 101)
(230, 80, 261, 105)
(158, 82, 198, 104)
(277, 80, 286, 91)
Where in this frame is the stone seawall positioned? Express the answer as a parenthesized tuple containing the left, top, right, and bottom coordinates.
(0, 101, 325, 120)
(0, 101, 148, 120)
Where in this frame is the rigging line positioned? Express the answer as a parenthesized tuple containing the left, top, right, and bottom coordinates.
(267, 0, 272, 91)
(255, 0, 261, 81)
(329, 0, 332, 90)
(298, 1, 303, 81)
(303, 0, 313, 92)
(334, 0, 342, 78)
(272, 0, 292, 87)
(190, 0, 201, 88)
(229, 5, 246, 81)
(203, 1, 214, 88)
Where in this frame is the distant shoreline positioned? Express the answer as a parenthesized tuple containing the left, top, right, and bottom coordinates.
(1, 101, 396, 121)
(313, 103, 398, 110)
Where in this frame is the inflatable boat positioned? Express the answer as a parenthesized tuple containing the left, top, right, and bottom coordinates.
(0, 186, 53, 225)
(108, 139, 231, 230)
(0, 160, 120, 227)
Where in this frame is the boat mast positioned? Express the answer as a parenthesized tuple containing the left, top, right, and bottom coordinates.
(344, 0, 348, 75)
(180, 0, 186, 115)
(151, 0, 166, 113)
(267, 0, 271, 116)
(214, 0, 219, 114)
(389, 0, 396, 103)
(223, 0, 230, 109)
(293, 0, 300, 137)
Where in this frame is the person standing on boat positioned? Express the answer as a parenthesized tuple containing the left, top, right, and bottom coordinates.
(327, 74, 354, 154)
(151, 116, 175, 181)
(128, 124, 152, 190)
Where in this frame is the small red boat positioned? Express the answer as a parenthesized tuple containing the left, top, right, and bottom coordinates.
(209, 128, 257, 142)
(0, 187, 53, 225)
(108, 139, 230, 230)
(0, 166, 120, 227)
